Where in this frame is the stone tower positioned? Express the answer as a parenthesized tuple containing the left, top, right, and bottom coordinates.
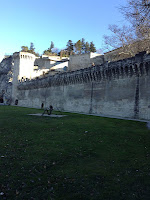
(12, 52, 36, 104)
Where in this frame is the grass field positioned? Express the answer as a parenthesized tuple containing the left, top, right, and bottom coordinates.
(0, 106, 150, 200)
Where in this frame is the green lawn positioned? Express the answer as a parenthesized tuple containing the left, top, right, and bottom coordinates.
(0, 106, 150, 200)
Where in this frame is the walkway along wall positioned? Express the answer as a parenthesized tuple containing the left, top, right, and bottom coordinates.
(16, 52, 150, 120)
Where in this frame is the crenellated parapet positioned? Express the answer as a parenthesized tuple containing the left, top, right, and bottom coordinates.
(18, 52, 150, 90)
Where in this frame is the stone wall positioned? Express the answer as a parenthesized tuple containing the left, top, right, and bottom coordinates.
(16, 52, 150, 120)
(0, 56, 13, 104)
(69, 40, 150, 72)
(34, 58, 55, 69)
(68, 53, 103, 71)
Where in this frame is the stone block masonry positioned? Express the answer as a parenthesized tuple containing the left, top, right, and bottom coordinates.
(16, 52, 150, 120)
(0, 56, 13, 104)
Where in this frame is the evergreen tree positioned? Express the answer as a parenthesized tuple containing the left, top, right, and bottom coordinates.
(29, 42, 35, 54)
(20, 43, 40, 56)
(89, 42, 96, 52)
(81, 38, 86, 53)
(75, 40, 82, 54)
(43, 41, 57, 56)
(85, 42, 90, 53)
(21, 46, 29, 52)
(49, 41, 54, 52)
(43, 50, 49, 55)
(34, 52, 40, 57)
(66, 40, 74, 55)
(59, 50, 69, 57)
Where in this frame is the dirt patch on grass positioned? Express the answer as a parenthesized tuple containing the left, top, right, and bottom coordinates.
(28, 113, 67, 117)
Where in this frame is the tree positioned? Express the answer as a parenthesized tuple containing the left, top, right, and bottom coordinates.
(49, 41, 54, 52)
(59, 49, 69, 57)
(103, 0, 150, 59)
(43, 50, 49, 55)
(121, 0, 150, 38)
(29, 42, 40, 57)
(89, 42, 96, 52)
(43, 41, 57, 56)
(81, 38, 86, 53)
(103, 25, 137, 56)
(43, 42, 59, 56)
(51, 48, 60, 55)
(85, 42, 90, 53)
(20, 43, 40, 57)
(29, 42, 35, 54)
(66, 40, 74, 55)
(75, 40, 82, 54)
(21, 46, 29, 52)
(34, 52, 40, 57)
(96, 48, 103, 54)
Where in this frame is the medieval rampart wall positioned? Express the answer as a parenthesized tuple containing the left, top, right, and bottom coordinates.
(16, 52, 150, 120)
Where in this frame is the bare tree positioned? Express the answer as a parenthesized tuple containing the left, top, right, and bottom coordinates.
(103, 0, 150, 60)
(103, 25, 137, 56)
(121, 0, 150, 38)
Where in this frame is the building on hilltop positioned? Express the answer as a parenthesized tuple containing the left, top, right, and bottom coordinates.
(0, 52, 69, 104)
(68, 52, 103, 71)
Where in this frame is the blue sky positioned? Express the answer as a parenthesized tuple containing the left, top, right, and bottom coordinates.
(0, 0, 127, 60)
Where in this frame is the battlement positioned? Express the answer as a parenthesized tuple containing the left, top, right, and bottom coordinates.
(13, 52, 36, 60)
(18, 52, 150, 90)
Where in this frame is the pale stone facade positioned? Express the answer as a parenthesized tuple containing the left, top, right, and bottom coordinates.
(13, 52, 36, 80)
(0, 52, 68, 104)
(0, 56, 13, 104)
(68, 53, 103, 71)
